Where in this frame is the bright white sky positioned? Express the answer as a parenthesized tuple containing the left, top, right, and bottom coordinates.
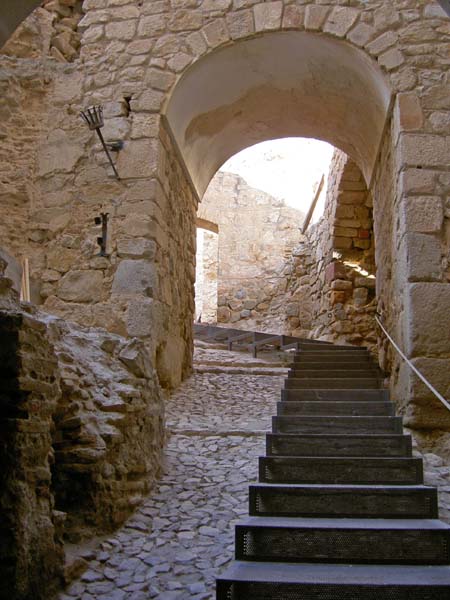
(220, 137, 335, 222)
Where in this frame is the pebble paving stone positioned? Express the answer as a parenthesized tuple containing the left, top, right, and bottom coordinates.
(59, 345, 284, 599)
(59, 343, 450, 599)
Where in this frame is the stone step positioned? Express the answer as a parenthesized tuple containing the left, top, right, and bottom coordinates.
(287, 369, 379, 378)
(235, 517, 450, 565)
(281, 389, 389, 402)
(272, 416, 402, 434)
(276, 401, 395, 416)
(285, 378, 380, 389)
(249, 484, 438, 519)
(259, 457, 423, 485)
(216, 561, 450, 599)
(266, 433, 412, 457)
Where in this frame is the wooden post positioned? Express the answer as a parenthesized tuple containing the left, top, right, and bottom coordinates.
(20, 258, 30, 302)
(301, 174, 325, 234)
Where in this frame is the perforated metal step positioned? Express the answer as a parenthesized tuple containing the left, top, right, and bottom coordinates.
(287, 369, 379, 378)
(259, 456, 423, 485)
(277, 401, 395, 416)
(266, 433, 412, 458)
(285, 378, 381, 390)
(235, 517, 450, 564)
(281, 389, 389, 402)
(216, 562, 450, 600)
(272, 416, 402, 434)
(249, 484, 438, 519)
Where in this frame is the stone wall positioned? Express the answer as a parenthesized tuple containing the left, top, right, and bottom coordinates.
(0, 267, 64, 600)
(198, 171, 304, 331)
(0, 261, 164, 596)
(279, 151, 379, 352)
(195, 227, 219, 323)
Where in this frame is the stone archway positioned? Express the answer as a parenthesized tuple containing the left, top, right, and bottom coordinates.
(164, 30, 391, 196)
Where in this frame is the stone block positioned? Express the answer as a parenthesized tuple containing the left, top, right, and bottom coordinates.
(168, 10, 203, 31)
(353, 239, 370, 250)
(253, 1, 282, 31)
(202, 19, 230, 47)
(217, 306, 231, 322)
(105, 19, 136, 40)
(399, 169, 437, 195)
(331, 279, 353, 291)
(117, 238, 157, 259)
(130, 90, 165, 112)
(401, 196, 443, 233)
(330, 291, 346, 305)
(333, 236, 353, 249)
(57, 270, 103, 302)
(353, 287, 369, 306)
(226, 9, 254, 39)
(325, 261, 347, 283)
(47, 248, 78, 273)
(334, 226, 358, 238)
(406, 282, 450, 355)
(394, 93, 424, 133)
(366, 31, 398, 55)
(304, 5, 329, 31)
(333, 320, 353, 334)
(323, 7, 358, 38)
(116, 139, 158, 179)
(111, 260, 158, 296)
(282, 6, 304, 29)
(137, 14, 166, 37)
(285, 302, 299, 317)
(378, 48, 405, 71)
(397, 134, 450, 169)
(403, 233, 443, 281)
(355, 277, 376, 289)
(125, 298, 164, 338)
(347, 23, 376, 47)
(38, 129, 84, 177)
(119, 339, 152, 378)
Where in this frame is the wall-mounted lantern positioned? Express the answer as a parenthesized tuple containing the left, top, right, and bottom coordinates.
(80, 105, 122, 180)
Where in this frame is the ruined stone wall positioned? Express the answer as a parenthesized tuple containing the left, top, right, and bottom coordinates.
(0, 261, 164, 595)
(198, 171, 304, 331)
(280, 151, 378, 351)
(0, 269, 64, 600)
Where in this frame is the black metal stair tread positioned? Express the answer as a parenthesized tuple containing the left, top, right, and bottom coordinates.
(282, 389, 390, 400)
(217, 560, 450, 585)
(237, 516, 450, 530)
(250, 483, 436, 491)
(261, 456, 421, 464)
(276, 401, 395, 415)
(288, 370, 379, 376)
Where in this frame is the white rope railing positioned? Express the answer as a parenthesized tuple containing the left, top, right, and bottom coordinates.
(375, 315, 450, 412)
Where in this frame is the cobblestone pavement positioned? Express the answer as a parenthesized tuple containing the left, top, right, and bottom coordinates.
(58, 345, 450, 600)
(59, 347, 284, 600)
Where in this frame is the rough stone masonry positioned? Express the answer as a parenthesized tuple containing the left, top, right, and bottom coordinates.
(0, 0, 450, 598)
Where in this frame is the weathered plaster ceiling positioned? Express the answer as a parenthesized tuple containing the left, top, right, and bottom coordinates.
(0, 0, 42, 48)
(165, 31, 392, 197)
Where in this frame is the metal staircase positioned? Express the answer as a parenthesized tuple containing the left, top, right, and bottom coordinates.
(216, 342, 450, 599)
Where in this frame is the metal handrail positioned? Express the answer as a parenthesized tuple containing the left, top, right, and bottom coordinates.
(375, 315, 450, 412)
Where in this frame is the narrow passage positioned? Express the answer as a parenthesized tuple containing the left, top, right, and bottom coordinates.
(58, 345, 287, 600)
